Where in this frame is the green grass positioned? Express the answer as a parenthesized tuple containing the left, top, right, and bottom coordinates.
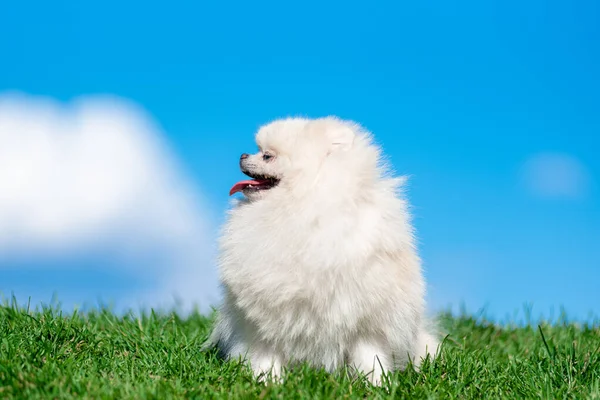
(1, 300, 599, 399)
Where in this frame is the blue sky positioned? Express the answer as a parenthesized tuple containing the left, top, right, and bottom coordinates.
(1, 0, 598, 321)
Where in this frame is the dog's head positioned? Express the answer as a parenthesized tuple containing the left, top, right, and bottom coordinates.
(229, 117, 380, 201)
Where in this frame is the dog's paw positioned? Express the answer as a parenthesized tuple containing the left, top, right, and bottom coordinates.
(349, 339, 391, 386)
(251, 351, 283, 384)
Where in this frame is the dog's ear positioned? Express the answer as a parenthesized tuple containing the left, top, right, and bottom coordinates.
(328, 124, 356, 153)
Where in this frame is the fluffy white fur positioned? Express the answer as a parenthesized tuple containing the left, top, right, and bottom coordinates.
(205, 117, 438, 384)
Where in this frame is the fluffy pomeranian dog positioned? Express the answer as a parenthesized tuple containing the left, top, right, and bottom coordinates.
(204, 117, 438, 384)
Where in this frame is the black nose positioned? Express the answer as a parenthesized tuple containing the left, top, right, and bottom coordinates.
(240, 153, 249, 160)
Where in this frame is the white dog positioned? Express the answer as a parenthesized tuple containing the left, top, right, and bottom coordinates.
(204, 117, 438, 384)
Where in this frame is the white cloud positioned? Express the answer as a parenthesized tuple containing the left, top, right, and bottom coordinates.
(0, 92, 219, 312)
(521, 152, 591, 200)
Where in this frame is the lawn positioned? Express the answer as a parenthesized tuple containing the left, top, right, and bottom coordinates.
(1, 300, 599, 399)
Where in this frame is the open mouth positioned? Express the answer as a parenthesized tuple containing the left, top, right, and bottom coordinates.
(229, 171, 280, 196)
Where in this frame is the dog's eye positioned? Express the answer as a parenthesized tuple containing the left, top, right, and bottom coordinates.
(263, 153, 274, 161)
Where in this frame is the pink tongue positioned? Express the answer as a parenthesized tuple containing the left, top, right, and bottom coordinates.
(229, 179, 268, 196)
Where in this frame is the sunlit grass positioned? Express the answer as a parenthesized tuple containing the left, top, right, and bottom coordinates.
(1, 298, 599, 399)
